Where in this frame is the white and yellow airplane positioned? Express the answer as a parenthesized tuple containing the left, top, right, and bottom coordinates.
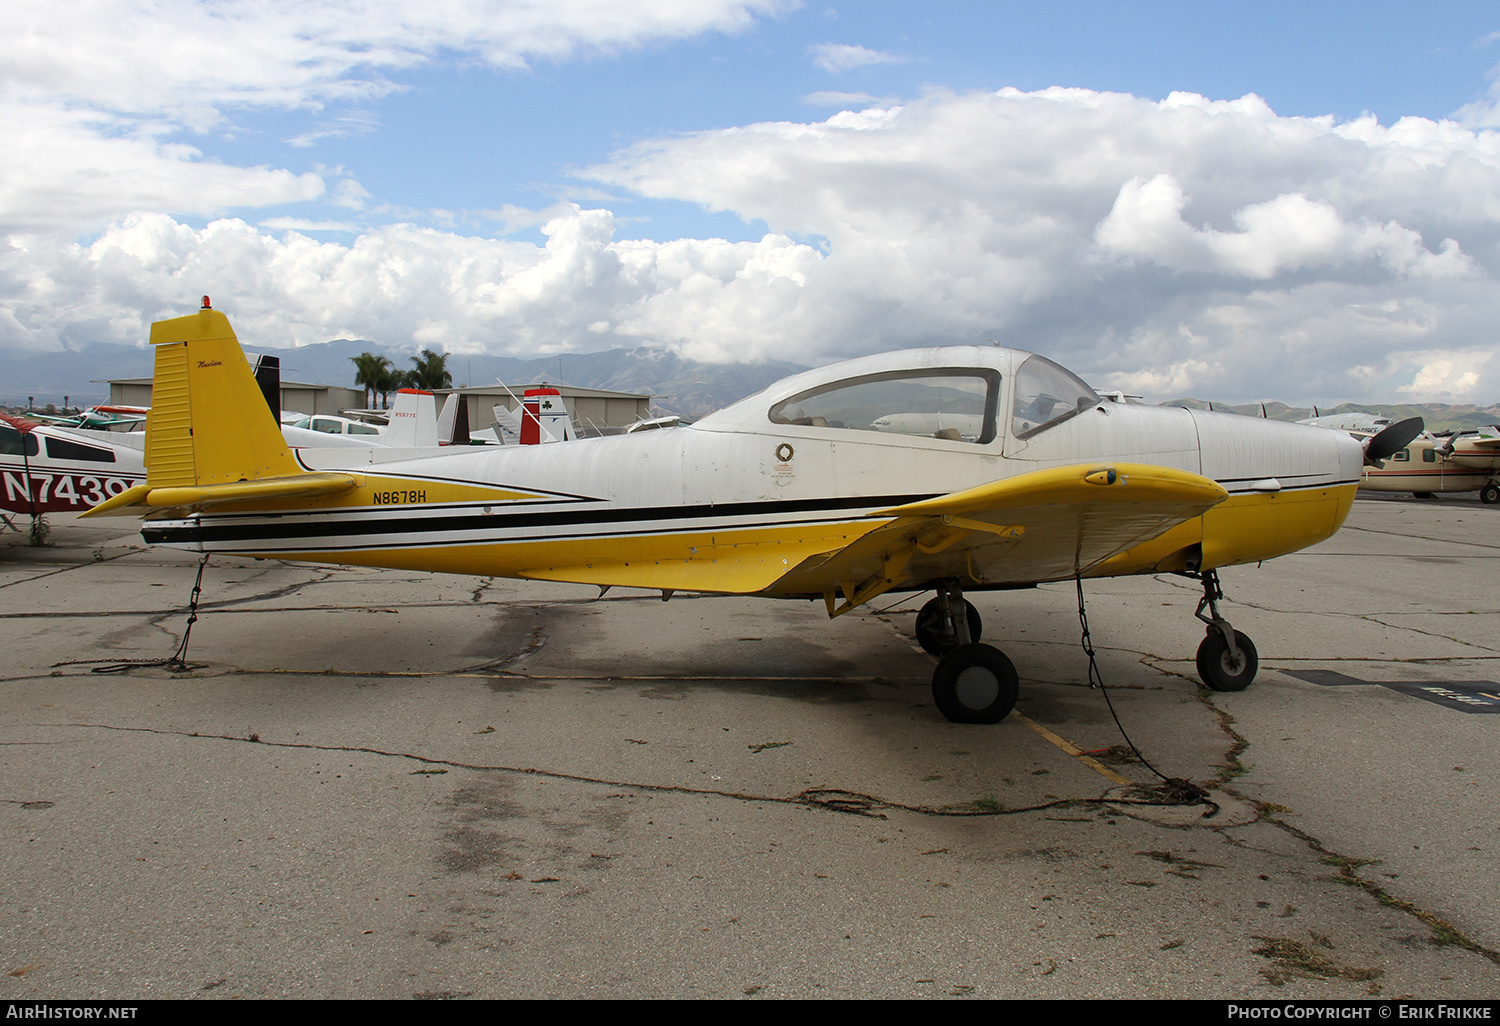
(84, 302, 1409, 723)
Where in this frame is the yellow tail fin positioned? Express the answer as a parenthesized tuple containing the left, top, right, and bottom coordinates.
(144, 307, 302, 487)
(82, 305, 355, 517)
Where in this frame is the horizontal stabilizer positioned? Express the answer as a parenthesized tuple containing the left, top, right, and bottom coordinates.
(81, 472, 357, 517)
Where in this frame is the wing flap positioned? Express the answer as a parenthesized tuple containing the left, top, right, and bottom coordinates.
(517, 554, 806, 594)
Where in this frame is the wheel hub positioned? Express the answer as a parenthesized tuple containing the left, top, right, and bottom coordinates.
(954, 666, 1000, 709)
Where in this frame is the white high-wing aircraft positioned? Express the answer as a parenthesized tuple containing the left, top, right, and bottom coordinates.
(1298, 410, 1393, 432)
(86, 304, 1407, 724)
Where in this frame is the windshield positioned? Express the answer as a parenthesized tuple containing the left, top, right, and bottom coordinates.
(1011, 354, 1099, 439)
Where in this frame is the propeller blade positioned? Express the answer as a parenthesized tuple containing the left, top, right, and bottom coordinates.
(1363, 417, 1424, 466)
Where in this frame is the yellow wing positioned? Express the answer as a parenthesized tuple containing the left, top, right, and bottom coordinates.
(523, 462, 1225, 611)
(763, 462, 1227, 615)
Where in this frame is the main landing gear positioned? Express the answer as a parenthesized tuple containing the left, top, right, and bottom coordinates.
(920, 581, 1019, 724)
(1481, 482, 1499, 505)
(914, 593, 983, 656)
(1190, 569, 1258, 692)
(915, 570, 1262, 723)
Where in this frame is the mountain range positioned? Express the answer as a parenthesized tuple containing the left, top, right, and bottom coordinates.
(1163, 399, 1500, 434)
(3, 340, 1496, 430)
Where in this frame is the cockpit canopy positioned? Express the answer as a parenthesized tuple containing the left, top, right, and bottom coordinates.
(694, 345, 1102, 447)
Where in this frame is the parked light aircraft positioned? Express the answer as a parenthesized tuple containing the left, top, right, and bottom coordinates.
(29, 404, 150, 432)
(2, 414, 147, 520)
(1361, 427, 1500, 503)
(280, 389, 469, 449)
(1298, 410, 1393, 433)
(2, 378, 468, 522)
(84, 303, 1418, 723)
(472, 387, 578, 445)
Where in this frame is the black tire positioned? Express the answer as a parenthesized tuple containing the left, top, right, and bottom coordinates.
(1480, 484, 1499, 505)
(1413, 492, 1434, 499)
(915, 597, 983, 656)
(1196, 630, 1259, 692)
(932, 643, 1019, 724)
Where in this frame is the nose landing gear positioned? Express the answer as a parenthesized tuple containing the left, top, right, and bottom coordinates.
(1190, 569, 1258, 692)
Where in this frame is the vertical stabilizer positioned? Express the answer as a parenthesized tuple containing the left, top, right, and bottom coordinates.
(385, 389, 438, 446)
(520, 387, 574, 444)
(145, 307, 301, 487)
(436, 393, 471, 446)
(436, 394, 457, 444)
(491, 404, 521, 444)
(253, 354, 281, 423)
(450, 394, 470, 444)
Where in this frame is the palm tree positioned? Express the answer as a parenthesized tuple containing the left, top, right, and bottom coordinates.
(372, 364, 403, 409)
(407, 350, 453, 392)
(350, 353, 392, 409)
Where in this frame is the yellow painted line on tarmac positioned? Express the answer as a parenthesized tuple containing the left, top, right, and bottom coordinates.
(1012, 712, 1133, 786)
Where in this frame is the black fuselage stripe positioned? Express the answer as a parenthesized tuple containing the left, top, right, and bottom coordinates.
(143, 517, 873, 552)
(144, 494, 936, 545)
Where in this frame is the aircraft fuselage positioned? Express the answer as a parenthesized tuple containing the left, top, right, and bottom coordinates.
(138, 346, 1363, 596)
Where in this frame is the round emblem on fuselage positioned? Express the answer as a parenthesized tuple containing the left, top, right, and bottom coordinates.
(775, 443, 794, 463)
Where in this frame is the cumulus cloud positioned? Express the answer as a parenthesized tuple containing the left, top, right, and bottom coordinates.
(0, 98, 327, 236)
(7, 30, 1500, 406)
(810, 42, 907, 73)
(802, 90, 884, 107)
(0, 208, 823, 363)
(0, 0, 793, 236)
(583, 87, 1500, 401)
(1455, 31, 1500, 126)
(3, 0, 795, 114)
(1094, 173, 1474, 279)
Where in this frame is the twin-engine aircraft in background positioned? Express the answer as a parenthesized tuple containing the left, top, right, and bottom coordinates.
(1359, 427, 1500, 504)
(84, 301, 1418, 724)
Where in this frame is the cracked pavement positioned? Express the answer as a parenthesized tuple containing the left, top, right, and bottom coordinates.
(1, 498, 1497, 999)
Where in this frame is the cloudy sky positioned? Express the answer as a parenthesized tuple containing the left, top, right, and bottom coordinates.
(5, 0, 1500, 403)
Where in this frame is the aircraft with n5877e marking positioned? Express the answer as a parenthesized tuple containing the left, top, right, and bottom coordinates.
(85, 300, 1416, 724)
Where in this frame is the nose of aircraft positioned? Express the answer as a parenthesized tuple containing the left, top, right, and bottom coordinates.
(1188, 410, 1363, 568)
(1189, 408, 1363, 488)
